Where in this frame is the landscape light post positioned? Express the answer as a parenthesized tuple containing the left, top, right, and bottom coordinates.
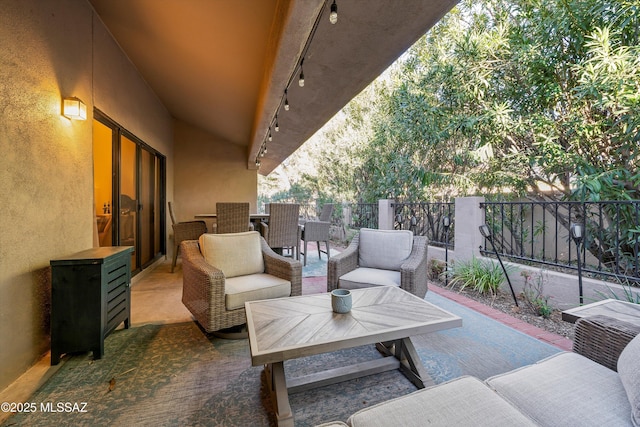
(479, 224, 518, 306)
(571, 223, 584, 305)
(443, 216, 451, 287)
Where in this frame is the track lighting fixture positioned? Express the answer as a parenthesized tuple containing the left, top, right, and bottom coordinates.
(299, 59, 305, 87)
(284, 91, 290, 111)
(268, 129, 272, 141)
(275, 116, 279, 132)
(330, 1, 338, 24)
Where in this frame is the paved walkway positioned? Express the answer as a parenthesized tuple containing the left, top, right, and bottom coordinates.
(429, 284, 573, 351)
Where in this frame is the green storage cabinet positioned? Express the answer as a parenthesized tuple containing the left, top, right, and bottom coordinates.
(50, 246, 133, 365)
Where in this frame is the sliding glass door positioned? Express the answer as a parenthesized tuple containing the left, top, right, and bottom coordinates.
(93, 110, 166, 274)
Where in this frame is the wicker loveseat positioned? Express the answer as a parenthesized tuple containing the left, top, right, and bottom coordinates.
(181, 232, 302, 334)
(321, 315, 640, 427)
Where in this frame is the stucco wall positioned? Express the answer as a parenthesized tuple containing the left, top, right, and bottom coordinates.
(0, 0, 173, 391)
(173, 119, 257, 233)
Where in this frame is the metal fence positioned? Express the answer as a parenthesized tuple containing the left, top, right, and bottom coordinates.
(392, 202, 454, 249)
(481, 200, 640, 283)
(345, 203, 378, 229)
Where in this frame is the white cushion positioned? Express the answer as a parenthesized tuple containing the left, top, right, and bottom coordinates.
(224, 273, 291, 310)
(358, 228, 413, 270)
(348, 376, 538, 427)
(339, 267, 401, 289)
(199, 231, 264, 278)
(487, 352, 631, 427)
(618, 334, 640, 427)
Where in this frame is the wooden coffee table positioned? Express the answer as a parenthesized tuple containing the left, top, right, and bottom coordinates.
(245, 286, 462, 426)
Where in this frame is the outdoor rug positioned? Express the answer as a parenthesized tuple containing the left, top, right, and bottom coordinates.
(301, 248, 340, 278)
(3, 292, 561, 427)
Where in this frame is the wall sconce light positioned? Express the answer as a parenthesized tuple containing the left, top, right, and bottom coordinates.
(62, 97, 87, 120)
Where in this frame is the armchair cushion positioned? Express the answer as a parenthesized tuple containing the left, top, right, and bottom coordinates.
(199, 231, 264, 278)
(225, 273, 291, 310)
(618, 334, 640, 426)
(339, 267, 400, 290)
(358, 228, 413, 270)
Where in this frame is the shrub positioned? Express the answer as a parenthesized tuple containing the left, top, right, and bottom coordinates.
(594, 278, 640, 304)
(429, 258, 446, 280)
(521, 270, 553, 318)
(448, 258, 513, 296)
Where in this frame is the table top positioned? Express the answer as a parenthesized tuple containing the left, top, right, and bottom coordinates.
(245, 286, 462, 366)
(194, 213, 269, 220)
(562, 298, 640, 325)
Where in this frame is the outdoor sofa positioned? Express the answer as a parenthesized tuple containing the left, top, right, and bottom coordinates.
(319, 314, 640, 426)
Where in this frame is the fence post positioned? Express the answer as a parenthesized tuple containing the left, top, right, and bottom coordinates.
(378, 199, 395, 230)
(454, 196, 485, 263)
(342, 202, 352, 228)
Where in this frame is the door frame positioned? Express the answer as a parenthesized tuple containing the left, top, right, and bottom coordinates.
(94, 109, 166, 274)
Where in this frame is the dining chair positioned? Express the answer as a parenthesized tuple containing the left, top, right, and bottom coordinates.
(300, 203, 334, 266)
(216, 202, 252, 234)
(168, 201, 207, 273)
(260, 203, 300, 260)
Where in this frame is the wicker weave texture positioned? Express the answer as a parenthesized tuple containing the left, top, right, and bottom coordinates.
(261, 203, 300, 258)
(180, 238, 301, 333)
(327, 232, 429, 298)
(573, 314, 640, 371)
(301, 221, 331, 266)
(216, 202, 251, 234)
(168, 202, 207, 273)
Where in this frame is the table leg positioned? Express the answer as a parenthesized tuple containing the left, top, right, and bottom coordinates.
(397, 337, 433, 388)
(265, 362, 294, 427)
(376, 338, 433, 389)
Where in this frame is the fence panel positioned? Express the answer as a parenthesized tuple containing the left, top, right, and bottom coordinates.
(391, 202, 454, 249)
(481, 200, 640, 283)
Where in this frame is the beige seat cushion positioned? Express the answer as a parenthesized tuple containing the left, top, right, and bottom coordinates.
(348, 376, 537, 427)
(358, 228, 413, 270)
(225, 273, 291, 310)
(487, 352, 631, 427)
(199, 231, 264, 278)
(339, 267, 401, 290)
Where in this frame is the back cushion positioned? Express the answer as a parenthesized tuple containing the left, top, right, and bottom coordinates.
(358, 228, 414, 270)
(199, 231, 264, 278)
(618, 333, 640, 427)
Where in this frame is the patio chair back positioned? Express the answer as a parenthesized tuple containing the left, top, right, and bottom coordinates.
(216, 202, 251, 234)
(262, 203, 300, 258)
(318, 203, 334, 222)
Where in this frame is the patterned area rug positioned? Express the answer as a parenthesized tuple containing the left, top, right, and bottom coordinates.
(301, 248, 340, 278)
(3, 293, 561, 427)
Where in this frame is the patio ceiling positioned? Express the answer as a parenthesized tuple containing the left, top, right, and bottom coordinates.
(89, 0, 459, 175)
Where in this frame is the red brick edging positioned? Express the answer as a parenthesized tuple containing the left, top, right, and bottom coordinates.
(430, 284, 573, 351)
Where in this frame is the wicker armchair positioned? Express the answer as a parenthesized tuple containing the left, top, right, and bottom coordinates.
(168, 201, 207, 273)
(216, 202, 251, 234)
(181, 236, 302, 334)
(327, 229, 429, 298)
(260, 203, 301, 260)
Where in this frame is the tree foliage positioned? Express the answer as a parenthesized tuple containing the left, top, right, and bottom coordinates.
(304, 0, 639, 206)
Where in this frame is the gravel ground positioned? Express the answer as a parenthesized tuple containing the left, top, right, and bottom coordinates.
(441, 281, 576, 341)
